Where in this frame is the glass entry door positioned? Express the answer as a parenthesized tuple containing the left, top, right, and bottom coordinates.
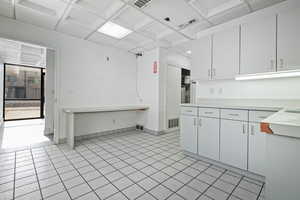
(3, 64, 44, 121)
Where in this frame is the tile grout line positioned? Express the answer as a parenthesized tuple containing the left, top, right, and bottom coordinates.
(42, 147, 73, 200)
(72, 147, 132, 200)
(57, 146, 109, 200)
(84, 137, 207, 200)
(30, 149, 44, 200)
(256, 182, 265, 200)
(13, 152, 16, 200)
(225, 175, 244, 200)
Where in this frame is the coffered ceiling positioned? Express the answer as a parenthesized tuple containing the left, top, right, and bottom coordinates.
(0, 0, 285, 55)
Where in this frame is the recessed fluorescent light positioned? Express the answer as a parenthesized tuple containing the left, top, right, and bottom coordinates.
(97, 21, 132, 39)
(235, 70, 300, 80)
(186, 50, 192, 54)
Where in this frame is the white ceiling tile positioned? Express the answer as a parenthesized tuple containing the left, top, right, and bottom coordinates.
(208, 3, 249, 25)
(112, 6, 152, 31)
(0, 0, 14, 18)
(191, 0, 244, 17)
(142, 0, 200, 30)
(181, 20, 211, 38)
(247, 0, 286, 11)
(139, 21, 172, 40)
(160, 31, 187, 46)
(88, 32, 119, 46)
(115, 40, 137, 50)
(122, 32, 152, 46)
(75, 0, 124, 19)
(15, 0, 68, 29)
(56, 19, 95, 38)
(66, 6, 105, 29)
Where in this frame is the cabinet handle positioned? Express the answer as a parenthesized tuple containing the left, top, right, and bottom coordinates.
(213, 68, 216, 77)
(242, 124, 246, 134)
(279, 58, 284, 69)
(270, 60, 275, 70)
(198, 118, 202, 127)
(250, 125, 254, 135)
(204, 112, 213, 114)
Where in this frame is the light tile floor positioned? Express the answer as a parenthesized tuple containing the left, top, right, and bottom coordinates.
(0, 131, 265, 200)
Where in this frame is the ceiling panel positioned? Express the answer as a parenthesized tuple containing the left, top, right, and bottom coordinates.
(15, 0, 68, 29)
(208, 3, 249, 25)
(88, 32, 119, 46)
(112, 6, 152, 31)
(75, 0, 124, 19)
(138, 21, 172, 40)
(57, 19, 95, 39)
(142, 0, 200, 30)
(247, 0, 286, 11)
(115, 40, 137, 51)
(160, 31, 187, 46)
(0, 0, 14, 18)
(122, 32, 152, 46)
(181, 19, 211, 39)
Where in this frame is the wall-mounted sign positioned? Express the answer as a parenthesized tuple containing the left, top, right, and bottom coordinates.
(153, 61, 158, 74)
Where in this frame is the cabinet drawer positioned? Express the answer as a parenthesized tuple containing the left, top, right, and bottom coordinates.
(199, 108, 219, 118)
(181, 107, 198, 116)
(221, 109, 248, 121)
(249, 111, 276, 123)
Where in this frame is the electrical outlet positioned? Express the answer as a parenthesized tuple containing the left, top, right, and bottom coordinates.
(209, 88, 215, 94)
(113, 119, 116, 124)
(218, 88, 223, 95)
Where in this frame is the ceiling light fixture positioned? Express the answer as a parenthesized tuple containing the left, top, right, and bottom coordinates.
(235, 70, 300, 80)
(98, 21, 132, 39)
(186, 50, 192, 54)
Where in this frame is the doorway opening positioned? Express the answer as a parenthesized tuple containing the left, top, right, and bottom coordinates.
(3, 63, 45, 121)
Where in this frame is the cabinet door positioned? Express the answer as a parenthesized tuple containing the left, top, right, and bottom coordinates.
(191, 36, 212, 81)
(248, 123, 266, 175)
(240, 16, 276, 74)
(212, 27, 239, 80)
(180, 115, 198, 154)
(198, 117, 219, 161)
(220, 120, 248, 170)
(277, 8, 300, 71)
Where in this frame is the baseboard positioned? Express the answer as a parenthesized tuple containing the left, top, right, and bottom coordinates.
(184, 151, 265, 183)
(144, 128, 165, 136)
(74, 126, 137, 142)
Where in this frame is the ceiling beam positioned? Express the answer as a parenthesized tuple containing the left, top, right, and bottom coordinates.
(54, 0, 78, 30)
(184, 0, 214, 26)
(119, 0, 194, 40)
(242, 0, 253, 12)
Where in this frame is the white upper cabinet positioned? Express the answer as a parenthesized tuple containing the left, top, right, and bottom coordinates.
(240, 16, 277, 74)
(212, 26, 239, 80)
(277, 8, 300, 71)
(191, 36, 212, 81)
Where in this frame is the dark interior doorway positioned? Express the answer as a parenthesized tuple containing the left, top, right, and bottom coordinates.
(3, 63, 45, 121)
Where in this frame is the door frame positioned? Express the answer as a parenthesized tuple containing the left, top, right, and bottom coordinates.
(3, 63, 45, 121)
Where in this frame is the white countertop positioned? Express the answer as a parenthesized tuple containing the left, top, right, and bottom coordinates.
(181, 99, 300, 111)
(63, 105, 149, 113)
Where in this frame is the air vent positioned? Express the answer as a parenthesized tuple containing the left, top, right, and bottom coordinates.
(168, 118, 179, 129)
(178, 19, 197, 29)
(134, 0, 152, 8)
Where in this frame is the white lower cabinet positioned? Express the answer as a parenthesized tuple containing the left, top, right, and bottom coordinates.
(180, 115, 198, 154)
(198, 117, 220, 161)
(248, 123, 266, 175)
(220, 119, 248, 170)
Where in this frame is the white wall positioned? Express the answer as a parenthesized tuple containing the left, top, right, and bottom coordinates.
(196, 77, 300, 100)
(0, 61, 3, 126)
(159, 49, 191, 132)
(136, 48, 160, 132)
(0, 16, 138, 139)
